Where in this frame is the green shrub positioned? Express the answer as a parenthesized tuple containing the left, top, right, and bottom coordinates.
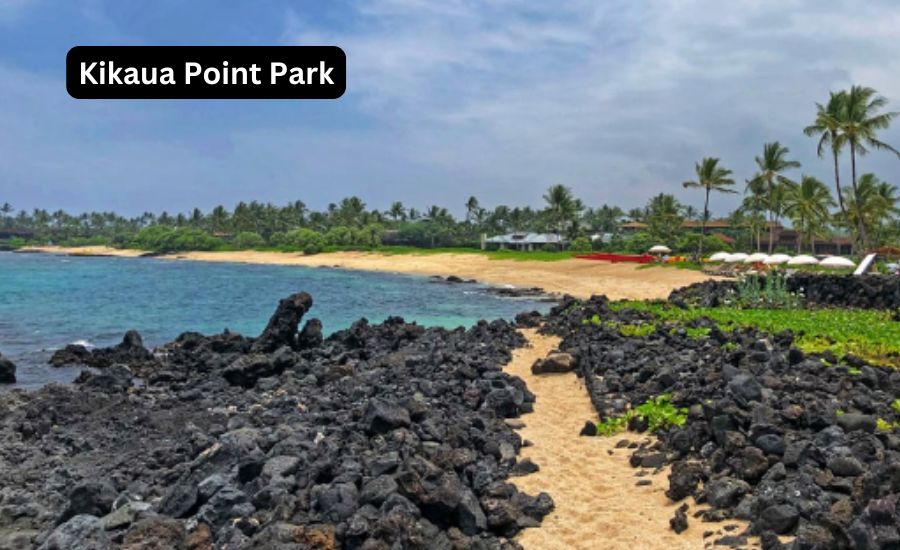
(674, 233, 733, 254)
(234, 231, 265, 250)
(624, 232, 656, 254)
(285, 228, 326, 254)
(131, 226, 223, 253)
(268, 231, 287, 247)
(569, 236, 592, 254)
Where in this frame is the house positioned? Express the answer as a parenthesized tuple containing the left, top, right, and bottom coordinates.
(485, 232, 565, 251)
(618, 221, 648, 234)
(0, 228, 34, 240)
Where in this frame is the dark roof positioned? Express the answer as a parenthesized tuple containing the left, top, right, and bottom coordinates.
(0, 228, 33, 238)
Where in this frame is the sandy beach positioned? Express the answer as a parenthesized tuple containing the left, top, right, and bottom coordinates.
(507, 329, 755, 550)
(18, 246, 715, 300)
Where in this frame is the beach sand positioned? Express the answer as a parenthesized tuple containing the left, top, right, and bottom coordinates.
(506, 329, 755, 550)
(19, 246, 715, 300)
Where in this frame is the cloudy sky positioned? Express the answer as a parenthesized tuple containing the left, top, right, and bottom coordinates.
(1, 0, 899, 218)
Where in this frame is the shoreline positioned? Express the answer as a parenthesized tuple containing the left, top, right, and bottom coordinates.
(16, 246, 716, 300)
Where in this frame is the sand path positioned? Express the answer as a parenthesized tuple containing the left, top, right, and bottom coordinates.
(507, 329, 724, 550)
(17, 247, 716, 301)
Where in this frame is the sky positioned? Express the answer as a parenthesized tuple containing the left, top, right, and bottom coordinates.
(1, 0, 899, 218)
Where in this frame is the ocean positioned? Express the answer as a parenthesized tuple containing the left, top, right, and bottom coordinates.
(0, 252, 551, 389)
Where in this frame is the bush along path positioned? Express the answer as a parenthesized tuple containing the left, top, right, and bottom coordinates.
(535, 295, 900, 549)
(0, 293, 554, 549)
(505, 328, 733, 550)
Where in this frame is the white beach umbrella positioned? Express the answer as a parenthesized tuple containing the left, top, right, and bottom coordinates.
(787, 255, 819, 266)
(744, 252, 769, 264)
(724, 253, 749, 263)
(819, 256, 856, 268)
(764, 253, 792, 265)
(649, 245, 671, 254)
(708, 251, 730, 262)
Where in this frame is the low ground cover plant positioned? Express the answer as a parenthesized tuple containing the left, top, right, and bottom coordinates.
(608, 300, 900, 368)
(595, 394, 688, 436)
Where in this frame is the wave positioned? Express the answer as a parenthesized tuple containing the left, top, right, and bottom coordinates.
(70, 339, 95, 348)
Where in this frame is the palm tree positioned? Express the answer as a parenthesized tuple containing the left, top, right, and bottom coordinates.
(845, 174, 900, 248)
(682, 157, 737, 257)
(645, 193, 684, 241)
(837, 85, 900, 250)
(742, 178, 768, 252)
(783, 175, 835, 253)
(542, 184, 575, 249)
(804, 91, 849, 223)
(465, 196, 480, 223)
(749, 142, 801, 253)
(0, 203, 12, 228)
(388, 201, 406, 223)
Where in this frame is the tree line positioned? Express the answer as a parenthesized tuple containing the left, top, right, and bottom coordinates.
(1, 86, 898, 255)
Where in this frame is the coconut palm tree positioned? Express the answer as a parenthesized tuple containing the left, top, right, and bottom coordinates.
(645, 193, 684, 242)
(542, 184, 575, 249)
(845, 174, 899, 248)
(804, 92, 849, 223)
(388, 201, 406, 223)
(749, 142, 801, 253)
(465, 196, 480, 223)
(682, 158, 737, 258)
(783, 175, 835, 253)
(742, 178, 768, 252)
(837, 86, 900, 250)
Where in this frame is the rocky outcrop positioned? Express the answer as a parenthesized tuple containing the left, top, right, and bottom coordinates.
(0, 293, 551, 548)
(49, 330, 154, 370)
(250, 292, 314, 353)
(540, 294, 900, 548)
(0, 352, 15, 384)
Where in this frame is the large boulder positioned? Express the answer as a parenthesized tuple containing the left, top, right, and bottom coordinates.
(531, 352, 576, 374)
(0, 352, 15, 383)
(39, 515, 110, 550)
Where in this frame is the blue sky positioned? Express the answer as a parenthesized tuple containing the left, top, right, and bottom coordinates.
(1, 0, 899, 217)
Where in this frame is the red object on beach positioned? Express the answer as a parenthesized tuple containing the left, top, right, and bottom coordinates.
(574, 253, 656, 264)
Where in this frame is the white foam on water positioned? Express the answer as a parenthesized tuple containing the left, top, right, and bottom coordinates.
(71, 339, 95, 348)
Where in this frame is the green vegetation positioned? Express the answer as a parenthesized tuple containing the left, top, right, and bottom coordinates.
(608, 300, 900, 367)
(569, 236, 592, 254)
(734, 273, 803, 309)
(131, 226, 225, 253)
(582, 314, 656, 338)
(682, 157, 737, 258)
(595, 394, 688, 436)
(877, 418, 900, 432)
(377, 246, 575, 262)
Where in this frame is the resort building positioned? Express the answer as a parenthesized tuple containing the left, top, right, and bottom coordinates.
(484, 232, 565, 251)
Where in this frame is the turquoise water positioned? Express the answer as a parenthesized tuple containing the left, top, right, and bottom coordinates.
(0, 252, 551, 389)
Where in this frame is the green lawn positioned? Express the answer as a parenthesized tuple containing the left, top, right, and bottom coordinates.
(373, 246, 576, 261)
(608, 300, 900, 367)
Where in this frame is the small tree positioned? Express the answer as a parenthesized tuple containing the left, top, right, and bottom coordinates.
(682, 158, 736, 258)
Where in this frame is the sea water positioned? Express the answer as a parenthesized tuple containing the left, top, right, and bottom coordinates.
(0, 252, 551, 389)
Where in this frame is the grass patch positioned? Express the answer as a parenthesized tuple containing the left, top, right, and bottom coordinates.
(595, 394, 688, 436)
(609, 300, 900, 368)
(376, 246, 574, 262)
